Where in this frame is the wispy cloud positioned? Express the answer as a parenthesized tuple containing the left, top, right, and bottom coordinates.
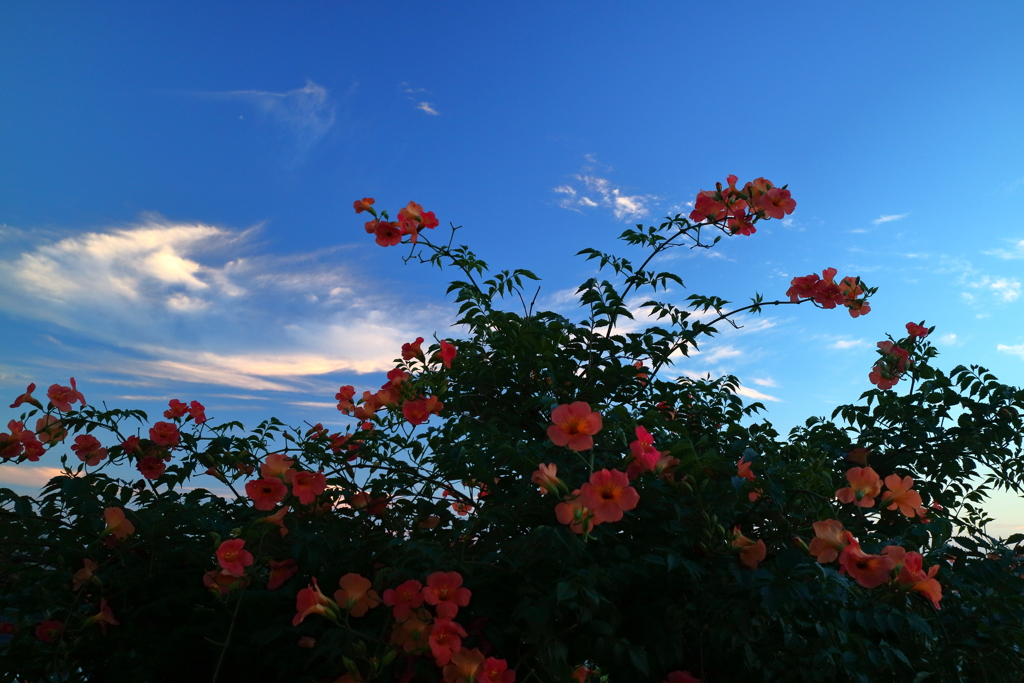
(984, 239, 1024, 260)
(399, 83, 440, 115)
(735, 385, 782, 402)
(751, 377, 777, 387)
(937, 333, 960, 346)
(829, 338, 870, 350)
(998, 343, 1024, 359)
(966, 276, 1022, 303)
(872, 213, 909, 225)
(208, 80, 336, 157)
(0, 219, 453, 393)
(554, 157, 656, 222)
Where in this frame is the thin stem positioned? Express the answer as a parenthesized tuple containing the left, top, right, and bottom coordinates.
(211, 591, 244, 683)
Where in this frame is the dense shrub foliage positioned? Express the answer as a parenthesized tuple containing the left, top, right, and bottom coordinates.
(3, 179, 1024, 682)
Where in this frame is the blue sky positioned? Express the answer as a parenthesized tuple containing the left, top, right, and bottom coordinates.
(2, 1, 1023, 531)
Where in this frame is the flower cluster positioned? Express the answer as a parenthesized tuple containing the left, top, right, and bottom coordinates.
(868, 323, 929, 390)
(356, 198, 440, 247)
(835, 465, 925, 517)
(336, 338, 454, 428)
(786, 268, 873, 317)
(807, 520, 942, 609)
(293, 570, 514, 682)
(244, 452, 327, 512)
(689, 175, 795, 235)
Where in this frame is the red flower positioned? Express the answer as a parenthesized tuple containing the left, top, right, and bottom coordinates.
(71, 434, 108, 466)
(423, 571, 472, 619)
(260, 452, 296, 481)
(838, 534, 895, 588)
(664, 672, 701, 683)
(439, 339, 457, 369)
(383, 579, 425, 620)
(72, 558, 98, 591)
(34, 619, 64, 643)
(334, 573, 381, 617)
(732, 527, 767, 569)
(216, 539, 253, 576)
(786, 273, 820, 302)
(808, 519, 848, 564)
(392, 610, 432, 652)
(336, 385, 357, 413)
(442, 647, 486, 683)
(138, 455, 166, 479)
(148, 422, 180, 448)
(188, 400, 207, 424)
(35, 415, 67, 444)
(836, 466, 882, 508)
(10, 382, 43, 410)
(689, 191, 727, 222)
(47, 377, 86, 412)
(429, 617, 467, 666)
(580, 469, 639, 524)
(531, 463, 565, 495)
(102, 507, 135, 543)
(880, 474, 925, 518)
(477, 656, 516, 683)
(257, 505, 290, 536)
(245, 477, 289, 511)
(84, 598, 120, 635)
(897, 552, 942, 609)
(293, 577, 339, 626)
(267, 559, 298, 590)
(121, 435, 141, 455)
(373, 220, 403, 247)
(626, 426, 660, 477)
(402, 337, 425, 361)
(757, 187, 796, 219)
(404, 397, 443, 426)
(291, 470, 327, 505)
(547, 402, 603, 451)
(906, 322, 929, 338)
(555, 489, 601, 534)
(164, 399, 189, 419)
(353, 197, 376, 214)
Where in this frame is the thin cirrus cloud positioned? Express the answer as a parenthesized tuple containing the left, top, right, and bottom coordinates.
(984, 239, 1024, 260)
(0, 218, 453, 394)
(204, 80, 336, 156)
(872, 213, 909, 225)
(400, 83, 439, 115)
(998, 343, 1024, 360)
(554, 157, 656, 222)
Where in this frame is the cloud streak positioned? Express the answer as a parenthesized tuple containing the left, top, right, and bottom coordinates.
(872, 213, 909, 225)
(984, 239, 1024, 260)
(554, 157, 656, 222)
(207, 80, 336, 157)
(0, 219, 454, 393)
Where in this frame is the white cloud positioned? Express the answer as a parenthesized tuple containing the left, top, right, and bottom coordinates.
(0, 219, 454, 392)
(751, 377, 777, 387)
(984, 239, 1024, 260)
(829, 338, 870, 350)
(554, 159, 656, 222)
(211, 80, 336, 155)
(735, 385, 782, 403)
(0, 465, 67, 490)
(938, 333, 959, 346)
(872, 213, 909, 225)
(998, 343, 1024, 359)
(966, 276, 1022, 303)
(417, 102, 440, 116)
